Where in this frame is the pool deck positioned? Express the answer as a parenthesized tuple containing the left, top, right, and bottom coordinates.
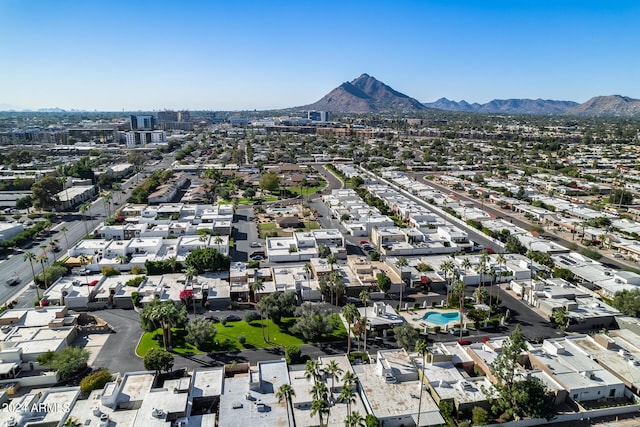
(400, 308, 468, 331)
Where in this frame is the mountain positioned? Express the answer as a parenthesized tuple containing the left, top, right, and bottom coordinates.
(566, 95, 640, 117)
(423, 98, 578, 114)
(300, 74, 426, 113)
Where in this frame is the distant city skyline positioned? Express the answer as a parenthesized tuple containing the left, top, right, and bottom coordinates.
(1, 0, 638, 111)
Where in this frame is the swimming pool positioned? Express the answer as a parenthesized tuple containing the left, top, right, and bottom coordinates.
(271, 208, 292, 213)
(421, 311, 460, 325)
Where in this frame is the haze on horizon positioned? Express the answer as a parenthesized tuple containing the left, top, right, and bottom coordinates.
(1, 0, 638, 112)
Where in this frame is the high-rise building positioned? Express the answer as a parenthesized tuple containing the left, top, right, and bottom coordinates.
(130, 115, 156, 130)
(157, 110, 192, 131)
(308, 111, 329, 122)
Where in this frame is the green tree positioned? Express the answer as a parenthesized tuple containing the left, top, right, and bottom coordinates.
(341, 303, 360, 354)
(184, 247, 231, 273)
(505, 236, 526, 255)
(259, 171, 280, 193)
(392, 324, 419, 350)
(486, 324, 555, 421)
(551, 307, 570, 331)
(36, 346, 89, 381)
(185, 318, 217, 349)
(376, 273, 391, 293)
(143, 348, 174, 373)
(612, 288, 640, 317)
(290, 302, 337, 341)
(63, 417, 82, 427)
(472, 406, 491, 426)
(31, 175, 62, 211)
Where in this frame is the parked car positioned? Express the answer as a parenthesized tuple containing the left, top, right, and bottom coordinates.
(224, 314, 241, 322)
(205, 315, 220, 323)
(250, 242, 261, 248)
(250, 255, 264, 261)
(449, 328, 469, 336)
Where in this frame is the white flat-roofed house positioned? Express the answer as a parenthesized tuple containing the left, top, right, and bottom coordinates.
(528, 338, 626, 402)
(355, 349, 444, 426)
(218, 360, 291, 427)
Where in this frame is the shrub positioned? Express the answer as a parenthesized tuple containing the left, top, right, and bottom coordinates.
(244, 311, 260, 322)
(130, 265, 145, 275)
(221, 319, 227, 327)
(101, 266, 121, 276)
(80, 370, 113, 394)
(125, 276, 145, 287)
(238, 335, 246, 344)
(472, 406, 491, 426)
(285, 345, 302, 365)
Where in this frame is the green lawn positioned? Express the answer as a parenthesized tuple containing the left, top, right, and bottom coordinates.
(286, 183, 326, 197)
(136, 317, 347, 356)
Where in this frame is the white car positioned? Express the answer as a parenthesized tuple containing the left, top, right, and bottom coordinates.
(6, 276, 20, 286)
(250, 242, 261, 248)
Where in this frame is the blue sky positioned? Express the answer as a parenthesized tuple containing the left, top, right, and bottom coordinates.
(1, 0, 638, 111)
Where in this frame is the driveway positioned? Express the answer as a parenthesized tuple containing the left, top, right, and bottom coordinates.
(90, 309, 145, 374)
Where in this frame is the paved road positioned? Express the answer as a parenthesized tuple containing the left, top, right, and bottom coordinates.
(0, 154, 174, 308)
(90, 309, 145, 374)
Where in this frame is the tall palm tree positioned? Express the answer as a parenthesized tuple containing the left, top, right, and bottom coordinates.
(36, 253, 49, 291)
(101, 191, 113, 217)
(304, 262, 312, 289)
(488, 267, 497, 307)
(345, 411, 365, 427)
(395, 256, 408, 311)
(359, 290, 370, 352)
(276, 384, 297, 427)
(439, 260, 454, 303)
(327, 254, 337, 271)
(460, 257, 472, 282)
(23, 252, 40, 299)
(338, 380, 356, 416)
(78, 254, 90, 286)
(310, 397, 330, 427)
(168, 256, 178, 274)
(495, 253, 507, 306)
(304, 359, 323, 384)
(145, 300, 184, 351)
(60, 226, 69, 251)
(79, 202, 91, 237)
(453, 280, 466, 339)
(184, 265, 199, 314)
(415, 339, 429, 427)
(341, 304, 360, 354)
(324, 360, 343, 396)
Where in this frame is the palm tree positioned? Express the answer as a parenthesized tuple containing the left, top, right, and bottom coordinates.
(453, 280, 466, 339)
(305, 359, 323, 384)
(78, 254, 90, 287)
(63, 417, 82, 427)
(276, 384, 297, 427)
(395, 256, 408, 311)
(324, 360, 343, 396)
(23, 252, 40, 299)
(168, 256, 178, 274)
(184, 265, 199, 315)
(495, 253, 507, 306)
(310, 397, 330, 427)
(415, 339, 429, 427)
(79, 202, 91, 236)
(60, 226, 69, 251)
(304, 262, 312, 289)
(338, 380, 356, 416)
(341, 304, 360, 354)
(36, 253, 49, 291)
(327, 254, 337, 271)
(439, 260, 454, 302)
(460, 257, 472, 282)
(251, 279, 264, 303)
(101, 191, 113, 217)
(345, 411, 365, 427)
(115, 254, 126, 265)
(488, 267, 497, 307)
(358, 290, 370, 353)
(145, 300, 184, 351)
